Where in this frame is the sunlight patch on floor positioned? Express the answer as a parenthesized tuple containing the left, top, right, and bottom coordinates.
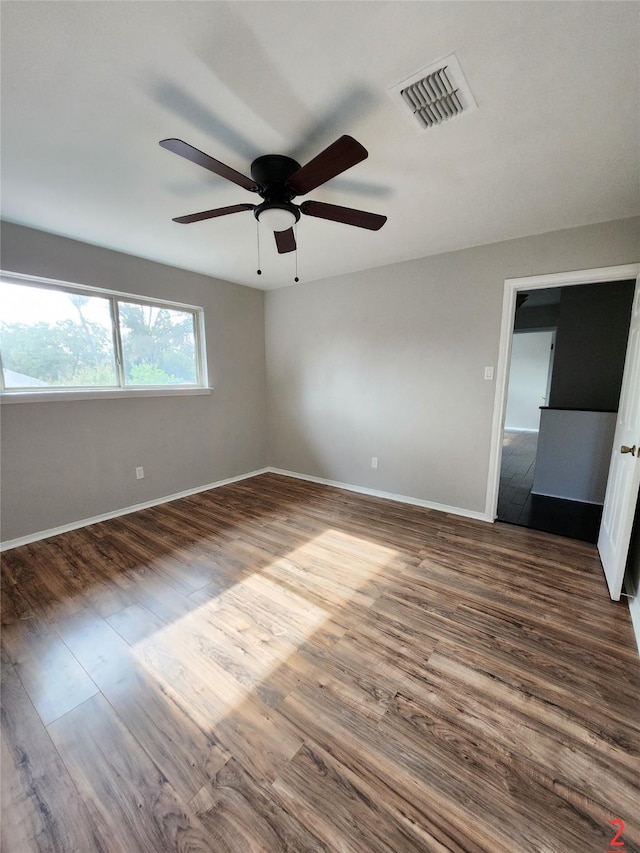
(131, 529, 398, 730)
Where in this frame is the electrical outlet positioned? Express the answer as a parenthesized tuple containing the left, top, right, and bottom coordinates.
(371, 457, 379, 469)
(135, 466, 144, 479)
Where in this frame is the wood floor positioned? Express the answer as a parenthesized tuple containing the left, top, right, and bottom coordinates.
(2, 473, 639, 852)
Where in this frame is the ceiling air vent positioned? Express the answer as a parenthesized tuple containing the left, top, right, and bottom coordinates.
(389, 53, 477, 132)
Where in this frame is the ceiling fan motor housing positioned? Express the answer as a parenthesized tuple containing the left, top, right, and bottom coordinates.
(251, 155, 302, 227)
(250, 155, 301, 199)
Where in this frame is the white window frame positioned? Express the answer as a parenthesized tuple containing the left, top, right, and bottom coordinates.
(0, 271, 211, 403)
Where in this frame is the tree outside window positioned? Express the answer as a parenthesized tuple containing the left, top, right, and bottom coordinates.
(0, 279, 202, 391)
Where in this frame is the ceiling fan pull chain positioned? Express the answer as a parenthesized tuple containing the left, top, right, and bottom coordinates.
(294, 222, 299, 283)
(256, 221, 262, 276)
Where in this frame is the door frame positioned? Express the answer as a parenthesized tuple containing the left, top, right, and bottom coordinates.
(485, 263, 640, 521)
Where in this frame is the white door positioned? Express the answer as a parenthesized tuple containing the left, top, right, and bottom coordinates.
(598, 277, 640, 600)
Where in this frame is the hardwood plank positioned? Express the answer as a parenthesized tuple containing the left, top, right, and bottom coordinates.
(1, 544, 69, 622)
(54, 609, 229, 803)
(278, 680, 513, 851)
(114, 512, 229, 591)
(191, 757, 329, 852)
(96, 526, 199, 596)
(105, 602, 166, 645)
(128, 574, 201, 624)
(426, 640, 640, 769)
(273, 740, 434, 853)
(340, 602, 442, 689)
(287, 637, 396, 720)
(1, 617, 98, 725)
(378, 691, 615, 851)
(47, 693, 213, 853)
(369, 593, 640, 729)
(191, 568, 349, 650)
(453, 600, 640, 699)
(177, 592, 303, 708)
(0, 653, 104, 853)
(391, 675, 640, 843)
(49, 534, 138, 599)
(133, 610, 305, 783)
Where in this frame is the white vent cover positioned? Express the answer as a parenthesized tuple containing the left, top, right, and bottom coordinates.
(389, 53, 477, 132)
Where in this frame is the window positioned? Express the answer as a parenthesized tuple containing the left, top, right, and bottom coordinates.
(0, 272, 207, 396)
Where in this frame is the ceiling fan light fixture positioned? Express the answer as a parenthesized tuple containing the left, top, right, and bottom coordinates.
(256, 205, 298, 232)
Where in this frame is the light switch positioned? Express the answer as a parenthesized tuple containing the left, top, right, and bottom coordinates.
(484, 366, 494, 380)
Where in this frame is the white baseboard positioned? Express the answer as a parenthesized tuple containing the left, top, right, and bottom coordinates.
(0, 468, 270, 552)
(268, 467, 490, 522)
(504, 427, 539, 434)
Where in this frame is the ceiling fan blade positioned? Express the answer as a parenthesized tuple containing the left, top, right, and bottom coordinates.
(274, 228, 296, 254)
(300, 200, 387, 231)
(173, 204, 254, 224)
(287, 135, 368, 195)
(160, 138, 258, 191)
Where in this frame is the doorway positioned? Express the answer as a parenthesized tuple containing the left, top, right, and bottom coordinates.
(498, 328, 555, 526)
(486, 264, 640, 544)
(497, 296, 616, 542)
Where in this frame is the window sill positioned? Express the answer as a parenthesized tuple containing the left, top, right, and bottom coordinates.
(0, 387, 214, 404)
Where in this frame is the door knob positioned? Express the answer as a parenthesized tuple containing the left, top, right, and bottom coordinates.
(621, 444, 636, 456)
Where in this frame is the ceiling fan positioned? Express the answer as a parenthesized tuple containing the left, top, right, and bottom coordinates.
(159, 135, 387, 254)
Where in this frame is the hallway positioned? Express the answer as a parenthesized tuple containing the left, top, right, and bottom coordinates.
(497, 431, 603, 543)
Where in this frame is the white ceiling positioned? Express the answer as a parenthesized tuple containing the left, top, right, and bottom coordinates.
(1, 1, 638, 290)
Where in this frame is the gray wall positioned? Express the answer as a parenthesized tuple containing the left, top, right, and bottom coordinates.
(514, 303, 560, 331)
(265, 217, 640, 515)
(548, 280, 635, 410)
(1, 222, 268, 541)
